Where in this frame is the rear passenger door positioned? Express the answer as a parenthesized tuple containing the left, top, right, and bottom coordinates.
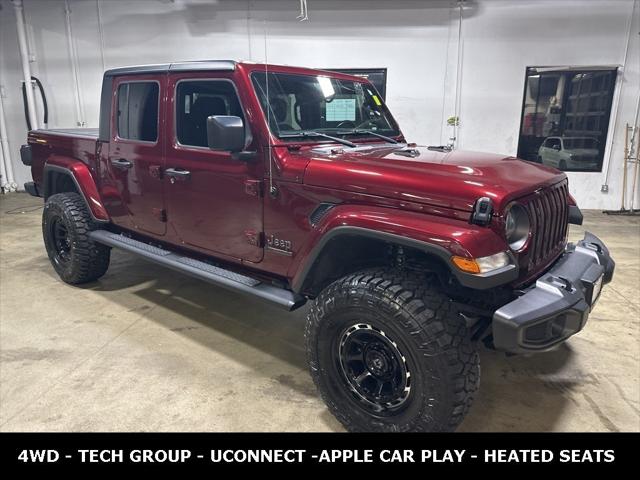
(106, 76, 166, 236)
(164, 74, 263, 262)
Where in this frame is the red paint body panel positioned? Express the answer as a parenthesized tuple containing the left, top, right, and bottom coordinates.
(163, 71, 264, 262)
(26, 130, 109, 222)
(107, 74, 167, 235)
(288, 204, 506, 288)
(26, 61, 571, 291)
(48, 156, 109, 221)
(27, 130, 100, 185)
(302, 145, 566, 213)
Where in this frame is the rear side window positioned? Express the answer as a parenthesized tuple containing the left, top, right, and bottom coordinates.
(176, 80, 244, 147)
(117, 82, 159, 142)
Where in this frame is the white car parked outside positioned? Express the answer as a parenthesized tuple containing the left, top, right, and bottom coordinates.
(537, 136, 599, 171)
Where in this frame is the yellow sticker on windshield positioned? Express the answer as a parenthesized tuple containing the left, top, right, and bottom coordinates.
(372, 95, 382, 106)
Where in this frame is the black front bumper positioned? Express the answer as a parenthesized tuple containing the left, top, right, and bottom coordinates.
(493, 232, 615, 354)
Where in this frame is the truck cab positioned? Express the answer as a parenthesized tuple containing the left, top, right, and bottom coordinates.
(21, 60, 615, 432)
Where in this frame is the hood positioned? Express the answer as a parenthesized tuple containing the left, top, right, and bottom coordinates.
(302, 143, 566, 213)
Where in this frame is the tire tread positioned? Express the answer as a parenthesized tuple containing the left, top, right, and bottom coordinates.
(43, 192, 110, 284)
(305, 268, 480, 432)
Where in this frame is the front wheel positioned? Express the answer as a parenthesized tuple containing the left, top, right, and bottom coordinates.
(305, 269, 479, 432)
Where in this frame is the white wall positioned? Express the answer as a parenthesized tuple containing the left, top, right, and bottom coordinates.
(0, 0, 638, 209)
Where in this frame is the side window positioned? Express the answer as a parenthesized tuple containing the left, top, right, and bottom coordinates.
(176, 80, 244, 148)
(117, 82, 159, 142)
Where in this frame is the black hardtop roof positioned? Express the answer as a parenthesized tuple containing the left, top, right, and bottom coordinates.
(104, 60, 237, 77)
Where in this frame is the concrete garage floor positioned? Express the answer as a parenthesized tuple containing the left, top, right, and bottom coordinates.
(0, 192, 638, 432)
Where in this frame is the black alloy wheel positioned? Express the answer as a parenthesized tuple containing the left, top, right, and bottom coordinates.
(49, 216, 72, 266)
(337, 323, 411, 414)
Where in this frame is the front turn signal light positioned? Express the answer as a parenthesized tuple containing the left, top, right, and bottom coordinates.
(452, 252, 510, 274)
(452, 256, 481, 274)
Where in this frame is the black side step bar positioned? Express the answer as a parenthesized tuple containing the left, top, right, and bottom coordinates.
(89, 230, 306, 311)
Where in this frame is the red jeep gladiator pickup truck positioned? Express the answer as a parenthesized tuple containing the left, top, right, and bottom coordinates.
(21, 60, 615, 432)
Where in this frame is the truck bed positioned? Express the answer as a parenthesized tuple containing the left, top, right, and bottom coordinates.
(27, 128, 100, 189)
(38, 128, 99, 138)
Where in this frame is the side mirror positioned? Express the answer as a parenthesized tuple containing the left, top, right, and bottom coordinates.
(552, 144, 561, 151)
(207, 115, 245, 153)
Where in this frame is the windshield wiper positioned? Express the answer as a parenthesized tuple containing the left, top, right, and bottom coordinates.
(279, 131, 357, 147)
(336, 129, 398, 144)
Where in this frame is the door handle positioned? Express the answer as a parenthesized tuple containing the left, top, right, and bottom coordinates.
(165, 167, 191, 182)
(111, 158, 133, 169)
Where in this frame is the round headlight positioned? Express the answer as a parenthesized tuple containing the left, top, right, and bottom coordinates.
(505, 203, 530, 251)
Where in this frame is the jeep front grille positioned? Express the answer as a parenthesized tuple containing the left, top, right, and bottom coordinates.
(522, 181, 569, 271)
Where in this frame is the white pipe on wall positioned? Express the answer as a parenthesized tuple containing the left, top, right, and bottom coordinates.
(12, 0, 38, 131)
(0, 135, 7, 192)
(601, 0, 636, 191)
(64, 0, 86, 127)
(628, 92, 640, 210)
(0, 87, 17, 191)
(0, 116, 7, 192)
(96, 0, 106, 73)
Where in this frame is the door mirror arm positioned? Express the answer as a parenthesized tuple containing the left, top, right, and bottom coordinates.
(232, 151, 257, 162)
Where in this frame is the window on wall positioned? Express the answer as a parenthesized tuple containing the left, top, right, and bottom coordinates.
(517, 67, 617, 172)
(117, 82, 159, 142)
(175, 80, 244, 148)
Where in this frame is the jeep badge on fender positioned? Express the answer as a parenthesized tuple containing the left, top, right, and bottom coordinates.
(267, 235, 293, 255)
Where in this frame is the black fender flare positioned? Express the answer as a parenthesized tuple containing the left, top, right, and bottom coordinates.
(291, 226, 518, 293)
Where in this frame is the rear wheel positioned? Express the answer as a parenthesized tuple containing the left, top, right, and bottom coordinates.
(42, 192, 111, 284)
(305, 269, 479, 432)
(559, 159, 567, 170)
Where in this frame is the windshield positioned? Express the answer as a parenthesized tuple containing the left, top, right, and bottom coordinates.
(251, 72, 400, 140)
(563, 138, 598, 149)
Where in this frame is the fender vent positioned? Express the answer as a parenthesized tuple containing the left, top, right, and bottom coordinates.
(309, 203, 335, 226)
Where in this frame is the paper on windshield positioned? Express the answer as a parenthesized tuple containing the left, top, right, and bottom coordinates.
(326, 98, 356, 122)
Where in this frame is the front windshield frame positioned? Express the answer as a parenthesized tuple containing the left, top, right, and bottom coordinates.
(250, 71, 401, 142)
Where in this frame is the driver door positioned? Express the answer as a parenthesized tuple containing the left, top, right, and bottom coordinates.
(164, 74, 263, 263)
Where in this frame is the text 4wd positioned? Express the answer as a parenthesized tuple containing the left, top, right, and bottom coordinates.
(22, 60, 615, 432)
